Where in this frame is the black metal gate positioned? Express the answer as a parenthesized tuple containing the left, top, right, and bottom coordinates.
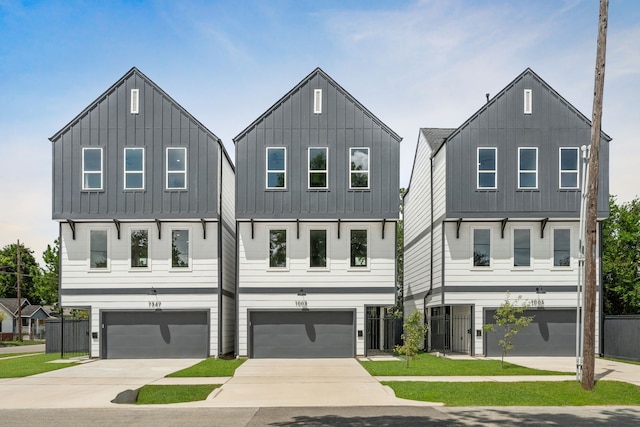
(45, 316, 90, 357)
(429, 311, 471, 355)
(366, 307, 402, 355)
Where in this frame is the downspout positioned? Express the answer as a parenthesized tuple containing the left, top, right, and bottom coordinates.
(430, 156, 434, 297)
(217, 147, 223, 358)
(58, 222, 63, 358)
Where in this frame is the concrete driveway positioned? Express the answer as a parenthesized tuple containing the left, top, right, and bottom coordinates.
(201, 358, 437, 408)
(0, 358, 202, 409)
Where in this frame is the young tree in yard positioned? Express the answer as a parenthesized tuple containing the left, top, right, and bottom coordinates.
(483, 292, 534, 368)
(33, 239, 60, 305)
(395, 310, 428, 367)
(602, 196, 640, 315)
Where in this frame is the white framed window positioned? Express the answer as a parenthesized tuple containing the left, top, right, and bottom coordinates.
(308, 147, 328, 189)
(524, 89, 532, 114)
(166, 147, 187, 190)
(89, 228, 109, 270)
(477, 147, 497, 189)
(313, 89, 322, 114)
(266, 147, 286, 189)
(131, 89, 139, 114)
(349, 228, 369, 269)
(559, 147, 579, 189)
(349, 147, 370, 189)
(553, 228, 571, 268)
(518, 147, 538, 189)
(513, 228, 531, 268)
(124, 148, 144, 190)
(309, 227, 329, 269)
(130, 228, 149, 269)
(82, 147, 103, 191)
(472, 228, 491, 268)
(267, 228, 288, 270)
(170, 228, 191, 269)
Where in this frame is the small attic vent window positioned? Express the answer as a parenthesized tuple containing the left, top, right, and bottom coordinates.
(131, 89, 140, 114)
(313, 89, 322, 114)
(524, 89, 532, 114)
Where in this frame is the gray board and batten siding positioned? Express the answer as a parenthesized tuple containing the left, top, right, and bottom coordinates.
(50, 67, 234, 220)
(234, 67, 402, 220)
(443, 68, 610, 219)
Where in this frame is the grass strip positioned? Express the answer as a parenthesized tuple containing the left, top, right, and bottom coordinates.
(167, 357, 246, 377)
(136, 384, 220, 404)
(384, 380, 640, 406)
(0, 353, 76, 377)
(361, 353, 570, 376)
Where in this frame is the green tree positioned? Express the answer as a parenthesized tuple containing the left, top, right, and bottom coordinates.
(32, 239, 60, 305)
(483, 292, 534, 368)
(0, 243, 40, 302)
(602, 196, 640, 315)
(395, 188, 405, 311)
(395, 310, 428, 367)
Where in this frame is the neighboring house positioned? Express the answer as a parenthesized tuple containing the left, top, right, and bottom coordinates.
(403, 68, 610, 356)
(0, 298, 52, 339)
(50, 67, 236, 359)
(234, 68, 401, 358)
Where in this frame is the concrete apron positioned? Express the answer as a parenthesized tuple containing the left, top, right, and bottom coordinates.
(202, 358, 439, 408)
(0, 359, 202, 409)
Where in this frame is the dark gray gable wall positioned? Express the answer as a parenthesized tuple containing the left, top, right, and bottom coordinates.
(445, 68, 610, 219)
(51, 67, 224, 220)
(234, 68, 401, 220)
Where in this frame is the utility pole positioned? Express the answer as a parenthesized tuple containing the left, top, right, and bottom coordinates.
(583, 0, 608, 391)
(17, 239, 23, 342)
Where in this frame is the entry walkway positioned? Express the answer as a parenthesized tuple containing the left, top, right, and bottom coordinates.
(199, 358, 437, 407)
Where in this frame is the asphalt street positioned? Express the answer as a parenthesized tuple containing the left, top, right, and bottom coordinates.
(2, 406, 640, 427)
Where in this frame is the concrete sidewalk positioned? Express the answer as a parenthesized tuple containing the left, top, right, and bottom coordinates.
(495, 356, 640, 386)
(0, 344, 45, 354)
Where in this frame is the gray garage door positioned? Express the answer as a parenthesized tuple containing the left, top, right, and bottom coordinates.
(250, 311, 355, 358)
(102, 311, 208, 359)
(485, 309, 576, 356)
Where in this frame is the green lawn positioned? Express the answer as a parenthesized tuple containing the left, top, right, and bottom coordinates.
(0, 353, 77, 378)
(136, 384, 220, 404)
(384, 381, 640, 406)
(166, 357, 246, 377)
(361, 353, 571, 376)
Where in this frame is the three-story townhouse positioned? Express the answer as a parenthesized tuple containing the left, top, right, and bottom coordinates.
(403, 68, 610, 357)
(51, 67, 236, 358)
(234, 68, 401, 358)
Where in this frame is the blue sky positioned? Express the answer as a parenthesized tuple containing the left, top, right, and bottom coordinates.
(1, 0, 639, 263)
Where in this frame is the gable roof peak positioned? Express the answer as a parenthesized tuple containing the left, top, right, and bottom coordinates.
(233, 67, 402, 143)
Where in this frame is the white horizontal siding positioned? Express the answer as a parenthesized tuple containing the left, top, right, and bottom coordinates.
(432, 149, 446, 219)
(443, 221, 593, 287)
(60, 222, 219, 291)
(238, 221, 395, 288)
(403, 136, 446, 307)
